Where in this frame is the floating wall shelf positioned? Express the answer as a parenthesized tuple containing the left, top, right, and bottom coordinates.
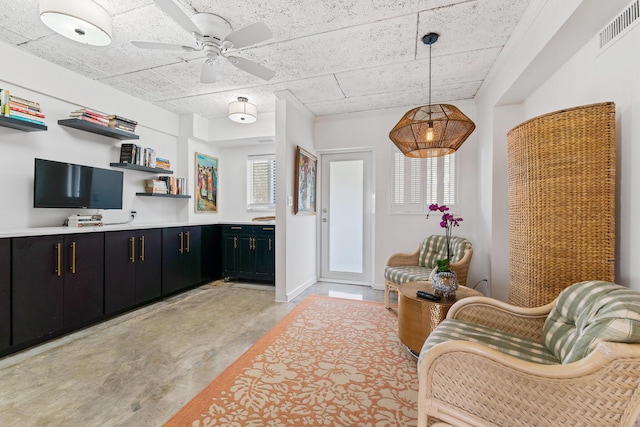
(110, 163, 173, 174)
(0, 115, 48, 132)
(58, 119, 139, 140)
(136, 193, 190, 199)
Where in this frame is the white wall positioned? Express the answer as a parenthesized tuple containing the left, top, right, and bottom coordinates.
(275, 91, 317, 301)
(218, 143, 276, 223)
(314, 100, 484, 292)
(476, 0, 640, 298)
(522, 20, 640, 290)
(0, 41, 183, 230)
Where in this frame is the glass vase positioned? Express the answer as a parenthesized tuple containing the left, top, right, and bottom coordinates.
(432, 270, 459, 299)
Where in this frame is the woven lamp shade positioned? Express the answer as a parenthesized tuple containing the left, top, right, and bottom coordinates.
(507, 102, 616, 307)
(389, 104, 476, 158)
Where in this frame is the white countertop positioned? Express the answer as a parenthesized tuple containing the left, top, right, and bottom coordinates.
(0, 221, 275, 238)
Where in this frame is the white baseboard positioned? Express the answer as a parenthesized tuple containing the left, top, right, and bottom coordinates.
(286, 276, 317, 302)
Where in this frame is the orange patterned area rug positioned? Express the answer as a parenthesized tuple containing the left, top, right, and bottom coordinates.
(164, 295, 418, 426)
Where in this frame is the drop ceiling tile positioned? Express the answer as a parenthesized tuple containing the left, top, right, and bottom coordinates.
(283, 75, 345, 104)
(336, 47, 501, 97)
(185, 0, 468, 43)
(95, 0, 154, 16)
(20, 37, 110, 79)
(164, 85, 279, 120)
(151, 56, 266, 97)
(0, 0, 53, 41)
(98, 69, 188, 102)
(417, 0, 531, 57)
(242, 14, 417, 82)
(306, 81, 480, 116)
(0, 27, 30, 45)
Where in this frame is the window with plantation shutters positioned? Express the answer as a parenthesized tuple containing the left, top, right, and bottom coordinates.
(247, 154, 276, 211)
(391, 147, 457, 213)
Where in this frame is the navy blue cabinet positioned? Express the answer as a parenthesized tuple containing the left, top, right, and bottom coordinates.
(221, 225, 274, 284)
(0, 239, 10, 352)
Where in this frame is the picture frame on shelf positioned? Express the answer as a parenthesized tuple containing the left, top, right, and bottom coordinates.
(294, 146, 317, 215)
(195, 152, 218, 213)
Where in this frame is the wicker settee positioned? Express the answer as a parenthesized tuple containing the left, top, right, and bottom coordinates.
(383, 235, 472, 309)
(417, 281, 640, 427)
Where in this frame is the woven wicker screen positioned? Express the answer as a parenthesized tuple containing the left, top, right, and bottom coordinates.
(507, 102, 616, 307)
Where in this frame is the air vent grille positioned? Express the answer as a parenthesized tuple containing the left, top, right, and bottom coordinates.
(599, 0, 639, 51)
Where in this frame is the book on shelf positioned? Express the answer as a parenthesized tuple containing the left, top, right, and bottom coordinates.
(107, 114, 137, 132)
(119, 144, 158, 167)
(119, 143, 137, 163)
(0, 90, 45, 122)
(9, 103, 45, 118)
(158, 176, 186, 195)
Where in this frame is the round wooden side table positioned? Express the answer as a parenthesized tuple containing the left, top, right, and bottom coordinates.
(398, 281, 482, 356)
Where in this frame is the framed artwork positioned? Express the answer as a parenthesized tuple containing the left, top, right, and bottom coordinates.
(195, 152, 218, 213)
(294, 146, 317, 215)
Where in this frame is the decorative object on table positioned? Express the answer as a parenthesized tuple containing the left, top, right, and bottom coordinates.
(507, 102, 615, 307)
(427, 204, 463, 298)
(388, 32, 475, 158)
(195, 152, 218, 212)
(430, 259, 459, 298)
(294, 146, 317, 215)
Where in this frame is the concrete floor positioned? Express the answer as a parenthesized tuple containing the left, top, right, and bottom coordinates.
(0, 281, 386, 427)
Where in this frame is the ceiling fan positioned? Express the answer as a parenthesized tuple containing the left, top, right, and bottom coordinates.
(131, 0, 275, 83)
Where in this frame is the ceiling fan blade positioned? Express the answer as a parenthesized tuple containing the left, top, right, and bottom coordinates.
(131, 40, 196, 51)
(223, 22, 272, 49)
(200, 61, 217, 83)
(154, 0, 202, 35)
(226, 56, 275, 80)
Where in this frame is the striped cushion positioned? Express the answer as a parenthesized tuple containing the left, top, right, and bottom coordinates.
(418, 235, 469, 268)
(384, 266, 433, 285)
(543, 281, 640, 363)
(420, 319, 559, 365)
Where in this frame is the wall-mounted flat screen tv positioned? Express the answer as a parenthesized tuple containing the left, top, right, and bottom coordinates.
(34, 158, 123, 209)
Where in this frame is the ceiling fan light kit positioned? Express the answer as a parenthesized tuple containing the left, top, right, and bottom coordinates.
(389, 32, 475, 158)
(229, 97, 257, 123)
(39, 0, 112, 46)
(131, 0, 275, 83)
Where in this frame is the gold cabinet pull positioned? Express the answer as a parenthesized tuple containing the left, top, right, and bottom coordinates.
(179, 232, 184, 254)
(231, 226, 242, 230)
(233, 236, 237, 249)
(55, 243, 62, 277)
(140, 235, 145, 261)
(130, 237, 135, 263)
(71, 242, 76, 273)
(269, 238, 272, 251)
(263, 227, 274, 231)
(186, 231, 190, 253)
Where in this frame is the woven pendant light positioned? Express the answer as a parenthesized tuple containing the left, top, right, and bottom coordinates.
(389, 33, 475, 158)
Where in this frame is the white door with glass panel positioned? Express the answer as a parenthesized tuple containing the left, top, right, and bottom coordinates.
(319, 150, 373, 284)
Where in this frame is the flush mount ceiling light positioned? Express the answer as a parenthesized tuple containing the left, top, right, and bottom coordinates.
(39, 0, 112, 46)
(389, 33, 475, 158)
(228, 97, 257, 123)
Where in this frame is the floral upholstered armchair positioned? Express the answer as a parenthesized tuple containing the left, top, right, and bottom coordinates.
(417, 281, 640, 427)
(383, 235, 472, 309)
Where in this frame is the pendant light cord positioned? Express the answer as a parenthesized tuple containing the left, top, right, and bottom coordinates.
(428, 40, 432, 107)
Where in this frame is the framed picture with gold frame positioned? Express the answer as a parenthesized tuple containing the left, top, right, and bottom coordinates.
(294, 146, 317, 215)
(195, 152, 218, 212)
